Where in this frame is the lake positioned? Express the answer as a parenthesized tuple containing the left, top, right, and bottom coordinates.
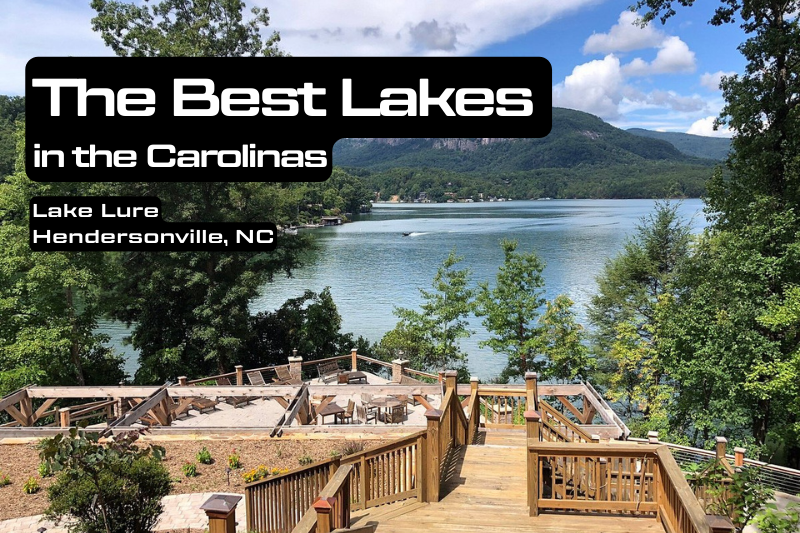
(100, 199, 707, 380)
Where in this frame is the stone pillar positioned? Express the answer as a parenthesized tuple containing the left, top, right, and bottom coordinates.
(235, 365, 244, 386)
(289, 349, 303, 382)
(200, 494, 241, 533)
(351, 348, 358, 371)
(734, 447, 746, 467)
(391, 359, 409, 383)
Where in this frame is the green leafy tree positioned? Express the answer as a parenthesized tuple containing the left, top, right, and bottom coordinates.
(90, 0, 286, 57)
(39, 428, 171, 533)
(379, 248, 473, 372)
(475, 239, 547, 378)
(0, 124, 124, 395)
(588, 201, 690, 421)
(104, 182, 308, 383)
(541, 295, 591, 382)
(632, 0, 800, 465)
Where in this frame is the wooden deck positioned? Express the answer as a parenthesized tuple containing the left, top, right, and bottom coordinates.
(350, 430, 666, 533)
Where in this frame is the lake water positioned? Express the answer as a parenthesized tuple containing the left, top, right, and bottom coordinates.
(100, 199, 707, 380)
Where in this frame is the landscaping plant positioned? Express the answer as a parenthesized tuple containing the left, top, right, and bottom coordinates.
(23, 477, 40, 494)
(228, 449, 241, 469)
(182, 462, 198, 477)
(196, 447, 213, 465)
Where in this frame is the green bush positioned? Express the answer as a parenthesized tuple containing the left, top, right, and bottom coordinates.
(196, 447, 213, 465)
(0, 472, 10, 487)
(39, 428, 172, 533)
(38, 462, 53, 478)
(228, 449, 241, 469)
(23, 477, 39, 494)
(755, 503, 800, 533)
(182, 462, 198, 477)
(298, 455, 313, 466)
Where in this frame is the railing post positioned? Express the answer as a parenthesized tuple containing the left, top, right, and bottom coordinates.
(648, 430, 660, 444)
(715, 436, 728, 463)
(235, 365, 244, 386)
(599, 458, 608, 500)
(425, 409, 442, 503)
(524, 410, 541, 441)
(444, 370, 457, 394)
(417, 432, 427, 502)
(734, 447, 745, 467)
(313, 496, 336, 533)
(178, 376, 187, 386)
(528, 447, 539, 516)
(351, 348, 358, 371)
(591, 433, 601, 444)
(525, 372, 538, 411)
(438, 370, 445, 384)
(59, 407, 70, 428)
(200, 494, 241, 533)
(289, 350, 303, 382)
(707, 515, 735, 533)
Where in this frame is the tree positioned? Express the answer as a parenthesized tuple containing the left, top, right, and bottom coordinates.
(90, 0, 286, 57)
(588, 201, 691, 419)
(379, 248, 473, 372)
(540, 295, 592, 382)
(104, 181, 309, 383)
(475, 239, 547, 379)
(631, 0, 800, 465)
(40, 428, 171, 533)
(0, 124, 124, 395)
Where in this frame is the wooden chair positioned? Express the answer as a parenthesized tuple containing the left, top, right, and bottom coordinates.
(357, 404, 377, 425)
(338, 399, 355, 424)
(273, 365, 302, 385)
(360, 393, 378, 415)
(394, 395, 410, 415)
(317, 361, 341, 383)
(169, 397, 194, 420)
(247, 371, 267, 386)
(385, 404, 405, 424)
(215, 377, 254, 408)
(189, 397, 219, 414)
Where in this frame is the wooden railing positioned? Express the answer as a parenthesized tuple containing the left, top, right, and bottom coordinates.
(246, 431, 427, 532)
(527, 441, 727, 533)
(539, 400, 596, 443)
(477, 386, 527, 427)
(294, 464, 354, 533)
(246, 458, 338, 533)
(655, 447, 713, 533)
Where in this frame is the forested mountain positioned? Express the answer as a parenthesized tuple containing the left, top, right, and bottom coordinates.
(334, 108, 719, 201)
(627, 128, 731, 161)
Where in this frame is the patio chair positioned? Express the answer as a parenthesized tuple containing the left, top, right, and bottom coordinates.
(360, 393, 378, 415)
(169, 397, 194, 420)
(247, 371, 267, 386)
(273, 365, 303, 385)
(189, 397, 219, 414)
(385, 404, 405, 424)
(317, 361, 341, 383)
(338, 399, 355, 424)
(357, 404, 377, 424)
(215, 376, 254, 408)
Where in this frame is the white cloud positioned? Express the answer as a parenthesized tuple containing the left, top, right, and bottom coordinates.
(623, 36, 696, 75)
(263, 0, 601, 57)
(553, 55, 625, 119)
(583, 11, 664, 54)
(700, 70, 736, 91)
(687, 116, 733, 137)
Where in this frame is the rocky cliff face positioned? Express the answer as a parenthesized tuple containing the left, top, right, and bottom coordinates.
(348, 138, 516, 152)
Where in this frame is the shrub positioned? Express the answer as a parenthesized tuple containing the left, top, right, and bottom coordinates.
(298, 455, 313, 466)
(0, 472, 11, 487)
(39, 427, 172, 533)
(755, 503, 800, 533)
(196, 447, 213, 465)
(182, 462, 198, 477)
(242, 465, 290, 484)
(23, 477, 39, 494)
(38, 462, 53, 478)
(228, 449, 241, 469)
(340, 441, 366, 456)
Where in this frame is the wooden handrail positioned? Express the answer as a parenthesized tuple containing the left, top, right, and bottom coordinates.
(294, 464, 354, 533)
(466, 387, 480, 444)
(301, 354, 351, 366)
(540, 400, 595, 442)
(655, 447, 711, 533)
(355, 355, 393, 368)
(186, 371, 236, 385)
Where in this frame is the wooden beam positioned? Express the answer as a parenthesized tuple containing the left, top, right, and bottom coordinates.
(4, 405, 27, 426)
(555, 395, 584, 421)
(33, 399, 58, 421)
(27, 384, 442, 399)
(114, 388, 169, 427)
(0, 388, 28, 412)
(414, 395, 434, 412)
(580, 404, 597, 425)
(18, 393, 33, 426)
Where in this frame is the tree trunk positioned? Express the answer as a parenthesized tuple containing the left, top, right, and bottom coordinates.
(66, 286, 86, 386)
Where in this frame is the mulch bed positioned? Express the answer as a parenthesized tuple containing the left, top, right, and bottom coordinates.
(0, 437, 379, 521)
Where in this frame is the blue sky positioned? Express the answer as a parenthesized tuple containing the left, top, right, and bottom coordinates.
(0, 0, 750, 136)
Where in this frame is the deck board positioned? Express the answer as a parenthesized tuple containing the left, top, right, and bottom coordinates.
(350, 429, 666, 533)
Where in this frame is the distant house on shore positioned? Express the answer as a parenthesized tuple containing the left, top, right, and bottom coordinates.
(321, 216, 343, 226)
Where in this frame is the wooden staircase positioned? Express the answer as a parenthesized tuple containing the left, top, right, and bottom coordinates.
(349, 429, 665, 533)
